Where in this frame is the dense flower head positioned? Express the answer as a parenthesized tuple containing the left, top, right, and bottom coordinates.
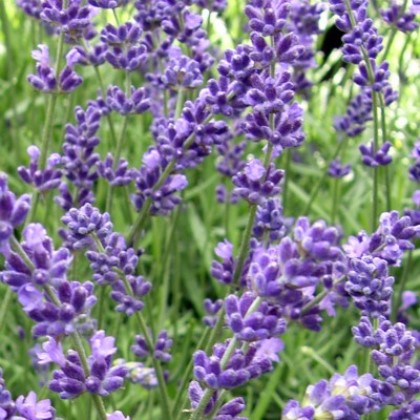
(28, 45, 83, 93)
(253, 198, 289, 242)
(245, 0, 290, 36)
(40, 332, 127, 399)
(225, 292, 286, 341)
(131, 148, 188, 216)
(334, 89, 372, 138)
(282, 365, 381, 419)
(232, 159, 283, 204)
(381, 1, 419, 33)
(40, 0, 94, 40)
(0, 173, 31, 254)
(158, 50, 203, 89)
(345, 255, 394, 317)
(193, 339, 273, 390)
(106, 85, 150, 115)
(60, 203, 113, 250)
(58, 102, 102, 210)
(344, 211, 419, 267)
(18, 146, 62, 192)
(132, 330, 173, 363)
(97, 154, 136, 186)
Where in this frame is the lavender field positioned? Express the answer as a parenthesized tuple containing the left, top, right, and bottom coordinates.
(0, 0, 419, 419)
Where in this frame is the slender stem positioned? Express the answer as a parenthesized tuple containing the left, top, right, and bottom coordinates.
(371, 92, 380, 230)
(331, 178, 339, 225)
(28, 11, 67, 223)
(0, 288, 13, 335)
(343, 0, 382, 229)
(381, 0, 409, 60)
(134, 311, 173, 420)
(0, 0, 20, 160)
(93, 65, 118, 148)
(72, 332, 108, 420)
(282, 149, 291, 214)
(378, 94, 391, 211)
(304, 140, 345, 215)
(127, 114, 214, 246)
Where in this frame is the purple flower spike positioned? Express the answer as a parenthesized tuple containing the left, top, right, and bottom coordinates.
(60, 203, 112, 250)
(0, 173, 31, 254)
(106, 85, 150, 115)
(15, 391, 56, 420)
(132, 330, 173, 363)
(193, 339, 273, 390)
(233, 159, 284, 204)
(359, 141, 393, 167)
(28, 45, 83, 93)
(381, 2, 418, 33)
(162, 51, 203, 89)
(18, 146, 62, 192)
(97, 154, 136, 186)
(225, 292, 286, 341)
(203, 298, 223, 327)
(328, 159, 351, 178)
(89, 0, 128, 9)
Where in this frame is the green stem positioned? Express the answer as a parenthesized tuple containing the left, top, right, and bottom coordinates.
(28, 12, 67, 223)
(0, 0, 20, 160)
(378, 94, 391, 211)
(343, 0, 382, 229)
(0, 288, 13, 335)
(381, 0, 409, 60)
(93, 65, 118, 148)
(371, 92, 380, 230)
(282, 149, 291, 214)
(303, 140, 345, 215)
(331, 178, 339, 225)
(72, 332, 108, 420)
(134, 311, 173, 420)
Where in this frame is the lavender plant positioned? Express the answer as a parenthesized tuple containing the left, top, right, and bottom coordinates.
(0, 0, 419, 419)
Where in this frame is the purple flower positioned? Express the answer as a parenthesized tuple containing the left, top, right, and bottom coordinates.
(28, 45, 83, 93)
(253, 198, 289, 242)
(203, 298, 223, 327)
(345, 256, 394, 318)
(282, 365, 381, 419)
(106, 85, 150, 115)
(0, 173, 31, 254)
(381, 2, 418, 33)
(15, 391, 56, 420)
(334, 89, 372, 138)
(193, 340, 273, 389)
(359, 141, 393, 167)
(89, 0, 128, 9)
(328, 159, 351, 178)
(18, 146, 62, 192)
(132, 330, 173, 363)
(225, 292, 286, 341)
(233, 159, 283, 204)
